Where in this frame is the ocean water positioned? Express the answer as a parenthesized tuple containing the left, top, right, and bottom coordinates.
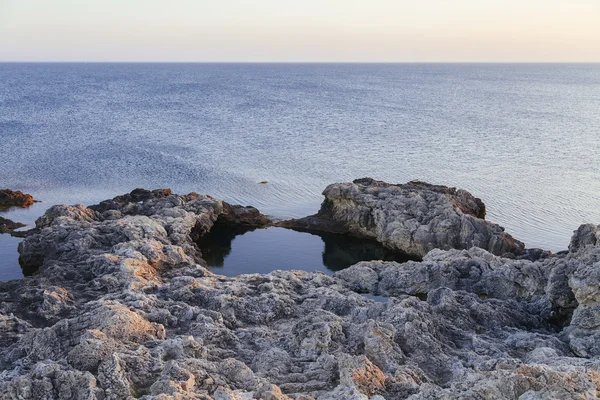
(1, 63, 599, 280)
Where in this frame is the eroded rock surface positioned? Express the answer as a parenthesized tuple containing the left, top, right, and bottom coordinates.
(280, 178, 524, 258)
(0, 188, 599, 399)
(0, 189, 36, 210)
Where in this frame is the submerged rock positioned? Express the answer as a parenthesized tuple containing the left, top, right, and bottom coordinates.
(0, 216, 25, 234)
(0, 186, 599, 399)
(280, 178, 524, 258)
(0, 189, 37, 210)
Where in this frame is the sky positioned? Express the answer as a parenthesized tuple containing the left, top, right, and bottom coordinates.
(0, 0, 599, 62)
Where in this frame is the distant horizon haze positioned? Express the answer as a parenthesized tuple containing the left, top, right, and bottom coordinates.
(1, 0, 599, 62)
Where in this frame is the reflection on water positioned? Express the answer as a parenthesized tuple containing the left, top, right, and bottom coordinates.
(198, 226, 413, 276)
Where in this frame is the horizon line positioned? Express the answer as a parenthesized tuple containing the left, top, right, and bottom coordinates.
(1, 60, 600, 64)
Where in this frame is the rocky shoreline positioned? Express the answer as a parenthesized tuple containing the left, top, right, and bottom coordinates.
(1, 181, 599, 399)
(0, 189, 37, 235)
(0, 189, 37, 211)
(0, 217, 25, 235)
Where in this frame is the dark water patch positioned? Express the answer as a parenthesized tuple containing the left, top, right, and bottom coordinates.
(197, 226, 412, 276)
(0, 235, 23, 281)
(361, 293, 389, 303)
(0, 120, 36, 136)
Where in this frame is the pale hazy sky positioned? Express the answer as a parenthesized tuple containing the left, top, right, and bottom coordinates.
(1, 0, 599, 62)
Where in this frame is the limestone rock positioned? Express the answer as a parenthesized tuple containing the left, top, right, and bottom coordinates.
(569, 223, 600, 252)
(280, 178, 524, 258)
(1, 187, 599, 399)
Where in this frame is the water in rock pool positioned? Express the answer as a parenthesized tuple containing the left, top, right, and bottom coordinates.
(197, 226, 412, 277)
(0, 235, 22, 281)
(1, 63, 600, 280)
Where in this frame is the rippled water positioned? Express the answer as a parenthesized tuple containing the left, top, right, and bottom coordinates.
(1, 63, 599, 280)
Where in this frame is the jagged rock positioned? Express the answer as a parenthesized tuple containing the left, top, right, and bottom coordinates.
(218, 202, 271, 227)
(280, 178, 524, 258)
(567, 255, 600, 357)
(569, 223, 600, 252)
(88, 188, 174, 214)
(0, 216, 25, 234)
(1, 187, 599, 399)
(0, 189, 36, 210)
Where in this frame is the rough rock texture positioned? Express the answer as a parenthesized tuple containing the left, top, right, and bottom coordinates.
(0, 189, 36, 210)
(569, 224, 600, 252)
(0, 216, 25, 234)
(1, 188, 599, 399)
(280, 178, 524, 258)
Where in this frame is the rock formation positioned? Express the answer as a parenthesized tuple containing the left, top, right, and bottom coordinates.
(0, 188, 34, 235)
(0, 216, 25, 234)
(0, 184, 599, 399)
(0, 189, 37, 210)
(280, 178, 524, 258)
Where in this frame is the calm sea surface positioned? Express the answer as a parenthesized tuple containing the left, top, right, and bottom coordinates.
(1, 63, 599, 280)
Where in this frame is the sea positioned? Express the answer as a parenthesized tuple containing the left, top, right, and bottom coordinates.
(1, 63, 599, 280)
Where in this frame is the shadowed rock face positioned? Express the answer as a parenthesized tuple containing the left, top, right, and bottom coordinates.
(0, 189, 36, 210)
(280, 178, 524, 258)
(1, 187, 600, 399)
(569, 223, 600, 252)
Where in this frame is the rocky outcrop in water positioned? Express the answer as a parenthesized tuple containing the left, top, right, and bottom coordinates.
(0, 188, 33, 234)
(0, 189, 36, 210)
(1, 186, 599, 399)
(0, 216, 25, 234)
(280, 178, 525, 258)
